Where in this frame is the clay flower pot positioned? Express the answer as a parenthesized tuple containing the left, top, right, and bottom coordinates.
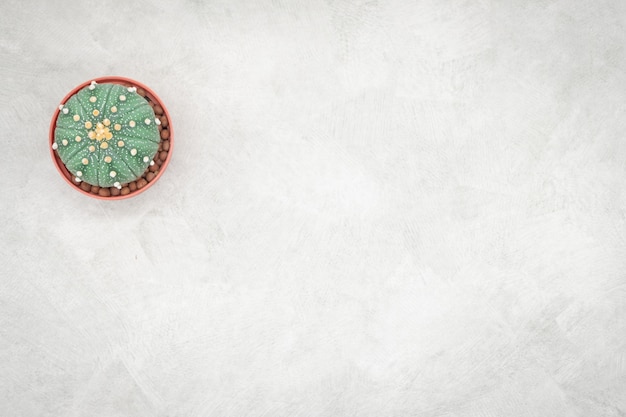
(49, 76, 173, 200)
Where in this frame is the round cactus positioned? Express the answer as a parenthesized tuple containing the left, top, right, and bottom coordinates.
(53, 81, 160, 188)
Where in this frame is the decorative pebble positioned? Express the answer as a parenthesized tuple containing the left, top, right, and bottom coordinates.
(85, 121, 93, 129)
(146, 172, 156, 182)
(75, 136, 81, 142)
(154, 105, 164, 115)
(91, 185, 100, 193)
(129, 120, 136, 127)
(149, 163, 158, 173)
(89, 96, 97, 103)
(104, 156, 112, 163)
(100, 142, 109, 149)
(143, 156, 149, 162)
(119, 95, 126, 101)
(120, 187, 130, 195)
(110, 106, 117, 113)
(162, 140, 170, 151)
(110, 171, 116, 178)
(129, 182, 137, 191)
(159, 151, 168, 161)
(136, 178, 148, 189)
(92, 109, 99, 116)
(52, 143, 58, 150)
(80, 181, 91, 191)
(98, 188, 111, 197)
(82, 158, 89, 165)
(130, 148, 137, 156)
(110, 187, 121, 196)
(62, 108, 69, 114)
(144, 118, 151, 125)
(62, 139, 68, 146)
(160, 129, 169, 139)
(114, 124, 121, 131)
(73, 114, 80, 121)
(117, 141, 125, 148)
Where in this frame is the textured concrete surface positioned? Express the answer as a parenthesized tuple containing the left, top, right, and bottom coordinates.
(1, 0, 626, 416)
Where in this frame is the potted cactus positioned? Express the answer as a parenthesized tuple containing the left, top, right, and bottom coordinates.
(49, 77, 173, 199)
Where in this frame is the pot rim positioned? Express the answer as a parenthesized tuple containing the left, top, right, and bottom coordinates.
(49, 76, 173, 200)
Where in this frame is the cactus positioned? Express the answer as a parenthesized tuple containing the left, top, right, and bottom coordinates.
(53, 81, 160, 189)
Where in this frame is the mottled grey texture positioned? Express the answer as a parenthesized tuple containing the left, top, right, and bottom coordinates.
(1, 0, 625, 416)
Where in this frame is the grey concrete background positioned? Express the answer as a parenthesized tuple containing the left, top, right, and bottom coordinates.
(1, 0, 625, 416)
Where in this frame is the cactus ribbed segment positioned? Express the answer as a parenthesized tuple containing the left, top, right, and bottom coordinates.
(54, 82, 159, 187)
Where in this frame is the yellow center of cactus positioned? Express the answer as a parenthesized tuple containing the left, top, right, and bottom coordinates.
(88, 122, 113, 141)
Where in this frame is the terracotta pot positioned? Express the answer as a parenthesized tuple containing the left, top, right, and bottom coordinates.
(49, 76, 173, 200)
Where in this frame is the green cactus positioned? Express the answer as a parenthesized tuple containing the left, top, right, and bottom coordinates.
(53, 81, 160, 188)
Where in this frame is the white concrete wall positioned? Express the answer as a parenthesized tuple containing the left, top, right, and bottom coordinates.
(1, 0, 625, 415)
